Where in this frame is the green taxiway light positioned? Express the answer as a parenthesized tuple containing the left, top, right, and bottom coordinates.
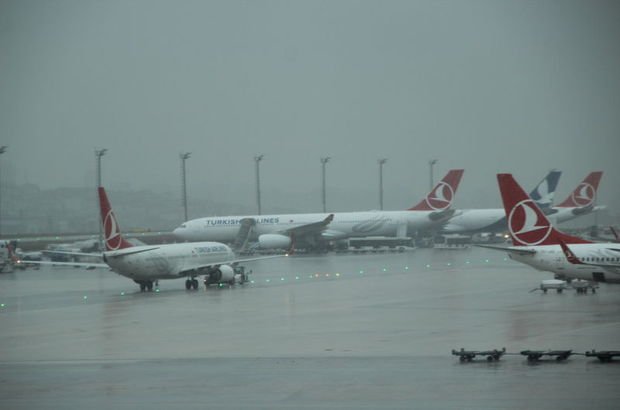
(83, 296, 88, 300)
(120, 291, 125, 296)
(280, 277, 285, 281)
(426, 264, 431, 268)
(405, 266, 409, 270)
(1, 303, 5, 308)
(295, 276, 300, 280)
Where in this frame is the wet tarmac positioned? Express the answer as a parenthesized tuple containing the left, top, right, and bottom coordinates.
(1, 248, 619, 409)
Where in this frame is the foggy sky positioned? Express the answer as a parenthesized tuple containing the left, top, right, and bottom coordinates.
(1, 0, 619, 216)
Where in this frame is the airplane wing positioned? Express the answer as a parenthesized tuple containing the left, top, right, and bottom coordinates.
(40, 246, 160, 260)
(177, 252, 291, 276)
(476, 244, 537, 255)
(281, 214, 334, 236)
(15, 259, 109, 269)
(104, 247, 161, 258)
(224, 252, 291, 265)
(42, 250, 104, 259)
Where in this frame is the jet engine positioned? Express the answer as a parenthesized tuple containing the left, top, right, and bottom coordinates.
(258, 234, 291, 249)
(205, 264, 235, 285)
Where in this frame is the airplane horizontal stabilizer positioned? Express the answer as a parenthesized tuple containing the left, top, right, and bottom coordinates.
(17, 260, 109, 269)
(475, 244, 537, 256)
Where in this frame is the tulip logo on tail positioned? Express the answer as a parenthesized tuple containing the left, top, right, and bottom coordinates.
(572, 183, 595, 207)
(424, 182, 454, 211)
(508, 200, 552, 245)
(562, 243, 578, 262)
(104, 210, 123, 250)
(530, 179, 551, 206)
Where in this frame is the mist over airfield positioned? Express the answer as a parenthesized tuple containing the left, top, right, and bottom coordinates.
(1, 0, 619, 225)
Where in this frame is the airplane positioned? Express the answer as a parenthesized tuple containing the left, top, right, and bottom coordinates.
(441, 169, 562, 234)
(20, 187, 290, 291)
(479, 173, 620, 284)
(545, 171, 605, 224)
(173, 169, 464, 251)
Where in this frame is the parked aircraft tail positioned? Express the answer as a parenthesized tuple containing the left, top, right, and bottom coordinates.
(409, 169, 464, 211)
(98, 187, 134, 251)
(496, 173, 591, 246)
(528, 169, 562, 209)
(555, 171, 603, 208)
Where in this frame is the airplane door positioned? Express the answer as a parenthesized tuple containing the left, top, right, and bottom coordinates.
(553, 251, 565, 272)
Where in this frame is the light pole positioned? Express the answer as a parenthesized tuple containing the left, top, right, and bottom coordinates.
(378, 158, 387, 210)
(95, 148, 107, 250)
(180, 152, 191, 222)
(429, 159, 438, 191)
(254, 154, 264, 215)
(95, 148, 107, 187)
(0, 146, 7, 238)
(321, 157, 330, 212)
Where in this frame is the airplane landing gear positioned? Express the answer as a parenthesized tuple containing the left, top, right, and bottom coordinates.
(185, 278, 199, 290)
(136, 280, 154, 292)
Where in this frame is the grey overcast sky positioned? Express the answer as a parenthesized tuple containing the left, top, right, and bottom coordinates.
(1, 0, 619, 213)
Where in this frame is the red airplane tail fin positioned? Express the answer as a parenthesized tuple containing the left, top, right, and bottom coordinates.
(555, 171, 603, 208)
(557, 239, 585, 265)
(497, 174, 591, 246)
(409, 169, 464, 211)
(98, 187, 134, 251)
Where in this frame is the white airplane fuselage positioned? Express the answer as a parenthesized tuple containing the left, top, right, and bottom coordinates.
(104, 242, 234, 281)
(442, 209, 506, 234)
(508, 243, 620, 283)
(443, 206, 595, 234)
(174, 210, 442, 243)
